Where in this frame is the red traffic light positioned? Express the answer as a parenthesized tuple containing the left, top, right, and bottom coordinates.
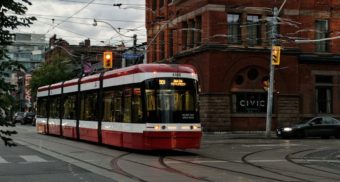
(103, 51, 113, 68)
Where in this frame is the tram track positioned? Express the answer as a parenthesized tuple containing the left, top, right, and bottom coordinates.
(162, 155, 283, 181)
(285, 148, 340, 177)
(110, 153, 148, 182)
(242, 147, 340, 182)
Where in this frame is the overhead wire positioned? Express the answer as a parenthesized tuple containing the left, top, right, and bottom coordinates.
(45, 0, 96, 34)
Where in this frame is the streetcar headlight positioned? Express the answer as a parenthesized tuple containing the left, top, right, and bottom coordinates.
(154, 125, 160, 130)
(283, 127, 292, 132)
(181, 126, 190, 130)
(193, 125, 200, 130)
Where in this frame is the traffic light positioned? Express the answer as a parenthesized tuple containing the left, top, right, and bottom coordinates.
(103, 51, 113, 68)
(271, 46, 281, 66)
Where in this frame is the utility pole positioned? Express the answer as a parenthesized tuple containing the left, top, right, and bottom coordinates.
(80, 54, 84, 77)
(133, 34, 137, 54)
(265, 7, 279, 138)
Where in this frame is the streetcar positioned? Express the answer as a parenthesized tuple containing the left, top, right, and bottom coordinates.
(36, 64, 202, 150)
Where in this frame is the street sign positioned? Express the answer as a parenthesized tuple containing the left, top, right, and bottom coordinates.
(271, 46, 281, 65)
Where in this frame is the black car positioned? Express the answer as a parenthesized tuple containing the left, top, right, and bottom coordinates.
(12, 112, 25, 124)
(276, 116, 340, 139)
(23, 112, 36, 125)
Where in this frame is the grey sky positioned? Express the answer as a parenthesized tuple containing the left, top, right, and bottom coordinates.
(18, 0, 146, 46)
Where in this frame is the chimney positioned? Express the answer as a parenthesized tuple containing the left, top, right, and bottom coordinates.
(85, 39, 90, 47)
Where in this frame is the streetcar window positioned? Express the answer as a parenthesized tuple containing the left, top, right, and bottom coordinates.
(132, 88, 143, 123)
(146, 90, 156, 111)
(49, 96, 60, 119)
(114, 90, 123, 122)
(37, 97, 48, 118)
(103, 90, 115, 122)
(80, 91, 98, 121)
(123, 88, 132, 123)
(63, 94, 76, 120)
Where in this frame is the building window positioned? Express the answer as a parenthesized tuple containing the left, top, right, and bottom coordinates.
(182, 22, 188, 49)
(227, 14, 241, 44)
(169, 29, 174, 57)
(315, 20, 329, 52)
(188, 19, 195, 48)
(247, 15, 261, 46)
(266, 16, 274, 45)
(152, 44, 157, 62)
(195, 16, 202, 46)
(315, 75, 332, 113)
(152, 0, 157, 11)
(160, 31, 165, 60)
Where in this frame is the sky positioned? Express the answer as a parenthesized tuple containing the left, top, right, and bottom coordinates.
(17, 0, 146, 47)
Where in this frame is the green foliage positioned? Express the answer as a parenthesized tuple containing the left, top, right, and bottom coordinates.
(0, 0, 36, 146)
(30, 55, 78, 99)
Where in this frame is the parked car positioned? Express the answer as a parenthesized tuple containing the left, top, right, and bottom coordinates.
(23, 112, 36, 125)
(12, 112, 25, 124)
(276, 116, 340, 139)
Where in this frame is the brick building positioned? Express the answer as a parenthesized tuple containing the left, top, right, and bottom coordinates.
(46, 35, 121, 75)
(145, 0, 340, 131)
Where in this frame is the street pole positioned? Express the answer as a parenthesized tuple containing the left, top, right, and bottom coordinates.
(133, 34, 137, 54)
(80, 54, 84, 77)
(265, 7, 279, 138)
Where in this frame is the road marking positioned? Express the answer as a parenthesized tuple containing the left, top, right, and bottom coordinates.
(20, 155, 48, 163)
(306, 159, 340, 163)
(248, 159, 287, 163)
(166, 160, 228, 164)
(0, 156, 9, 164)
(242, 144, 302, 147)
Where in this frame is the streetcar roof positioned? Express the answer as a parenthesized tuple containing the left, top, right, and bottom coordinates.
(37, 64, 197, 96)
(103, 64, 196, 78)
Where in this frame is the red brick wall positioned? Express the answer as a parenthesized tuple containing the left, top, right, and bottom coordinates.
(146, 0, 340, 131)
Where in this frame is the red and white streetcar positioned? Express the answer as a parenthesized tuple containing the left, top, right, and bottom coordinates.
(36, 64, 202, 150)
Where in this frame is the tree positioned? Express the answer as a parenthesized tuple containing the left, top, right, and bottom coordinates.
(30, 55, 78, 100)
(0, 0, 36, 146)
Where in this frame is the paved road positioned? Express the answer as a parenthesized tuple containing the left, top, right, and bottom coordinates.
(2, 125, 340, 182)
(0, 141, 114, 182)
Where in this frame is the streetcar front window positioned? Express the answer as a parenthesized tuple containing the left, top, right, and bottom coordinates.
(145, 78, 199, 123)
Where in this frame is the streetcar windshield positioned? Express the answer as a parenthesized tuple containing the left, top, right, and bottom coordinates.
(144, 78, 199, 123)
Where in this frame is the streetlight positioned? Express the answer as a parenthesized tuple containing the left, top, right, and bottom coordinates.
(93, 19, 137, 49)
